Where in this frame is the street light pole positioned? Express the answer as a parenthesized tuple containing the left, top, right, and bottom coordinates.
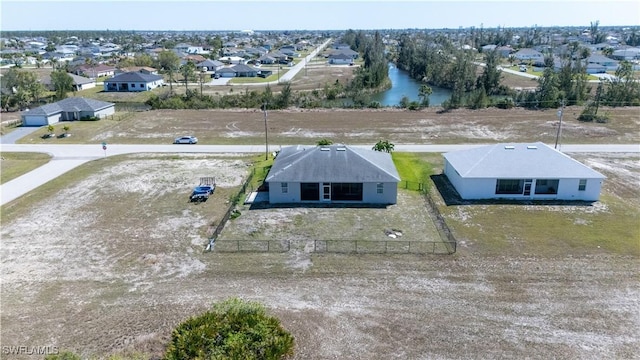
(263, 102, 269, 160)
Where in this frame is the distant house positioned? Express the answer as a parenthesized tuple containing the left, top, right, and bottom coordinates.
(73, 64, 116, 78)
(328, 53, 353, 65)
(266, 145, 400, 205)
(216, 64, 259, 78)
(42, 73, 95, 91)
(219, 56, 245, 64)
(196, 59, 224, 72)
(21, 97, 115, 126)
(257, 55, 277, 64)
(330, 48, 359, 59)
(443, 142, 605, 201)
(586, 54, 618, 70)
(611, 47, 640, 61)
(175, 43, 205, 54)
(333, 43, 351, 50)
(116, 66, 158, 75)
(513, 48, 545, 63)
(104, 72, 164, 92)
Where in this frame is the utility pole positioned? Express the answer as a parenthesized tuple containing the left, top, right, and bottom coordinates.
(554, 99, 565, 150)
(263, 102, 269, 160)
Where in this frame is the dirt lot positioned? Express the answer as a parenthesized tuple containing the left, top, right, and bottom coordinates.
(14, 106, 640, 146)
(1, 152, 638, 359)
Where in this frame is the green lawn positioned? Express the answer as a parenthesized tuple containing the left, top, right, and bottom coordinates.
(0, 152, 52, 184)
(392, 152, 433, 192)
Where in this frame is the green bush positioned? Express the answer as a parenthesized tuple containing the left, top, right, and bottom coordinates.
(164, 298, 294, 360)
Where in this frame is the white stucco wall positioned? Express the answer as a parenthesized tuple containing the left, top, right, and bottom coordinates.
(444, 159, 603, 201)
(94, 106, 115, 118)
(556, 178, 603, 201)
(362, 182, 397, 204)
(268, 181, 301, 204)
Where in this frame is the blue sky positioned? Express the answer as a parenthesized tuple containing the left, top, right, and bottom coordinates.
(1, 0, 638, 31)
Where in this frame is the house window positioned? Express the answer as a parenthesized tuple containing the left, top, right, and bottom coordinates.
(377, 183, 384, 194)
(140, 84, 144, 88)
(281, 182, 288, 194)
(495, 179, 523, 194)
(578, 179, 587, 191)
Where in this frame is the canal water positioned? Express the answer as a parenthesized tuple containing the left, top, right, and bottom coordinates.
(370, 63, 451, 107)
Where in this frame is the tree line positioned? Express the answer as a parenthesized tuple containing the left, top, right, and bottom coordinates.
(393, 32, 640, 112)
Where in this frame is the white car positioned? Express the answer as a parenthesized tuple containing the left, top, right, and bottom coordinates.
(174, 136, 198, 144)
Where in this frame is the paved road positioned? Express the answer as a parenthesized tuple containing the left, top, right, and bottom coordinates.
(2, 142, 638, 206)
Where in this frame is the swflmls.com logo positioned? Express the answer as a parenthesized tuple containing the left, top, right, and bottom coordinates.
(2, 346, 59, 355)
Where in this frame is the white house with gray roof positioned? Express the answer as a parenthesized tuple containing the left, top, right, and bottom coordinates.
(443, 142, 605, 201)
(104, 72, 164, 92)
(21, 97, 115, 126)
(266, 145, 401, 204)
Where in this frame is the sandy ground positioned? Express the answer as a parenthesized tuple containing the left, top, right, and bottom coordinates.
(1, 152, 638, 359)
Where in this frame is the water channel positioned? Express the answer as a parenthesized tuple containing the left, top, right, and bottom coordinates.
(370, 63, 451, 107)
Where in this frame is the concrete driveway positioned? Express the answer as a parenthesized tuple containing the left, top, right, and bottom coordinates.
(0, 126, 41, 144)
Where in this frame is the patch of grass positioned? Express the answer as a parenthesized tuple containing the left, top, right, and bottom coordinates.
(0, 152, 52, 184)
(247, 155, 274, 191)
(392, 152, 433, 192)
(432, 182, 640, 258)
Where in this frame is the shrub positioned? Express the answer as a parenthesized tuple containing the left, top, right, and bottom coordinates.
(164, 298, 294, 360)
(495, 98, 514, 109)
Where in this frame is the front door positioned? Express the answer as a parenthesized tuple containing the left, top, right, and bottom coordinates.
(322, 183, 331, 201)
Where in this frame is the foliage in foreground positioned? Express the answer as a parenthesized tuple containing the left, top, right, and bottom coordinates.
(164, 298, 294, 360)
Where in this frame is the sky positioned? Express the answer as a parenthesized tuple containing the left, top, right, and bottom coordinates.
(1, 0, 639, 32)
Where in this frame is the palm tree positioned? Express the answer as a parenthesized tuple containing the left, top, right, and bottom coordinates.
(372, 140, 395, 153)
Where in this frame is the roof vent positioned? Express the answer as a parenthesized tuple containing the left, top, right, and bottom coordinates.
(320, 147, 330, 151)
(336, 147, 346, 151)
(504, 145, 515, 150)
(527, 145, 538, 150)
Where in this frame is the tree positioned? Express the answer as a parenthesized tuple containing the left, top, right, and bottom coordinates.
(51, 69, 74, 100)
(180, 61, 196, 92)
(418, 84, 432, 107)
(317, 138, 333, 146)
(164, 298, 294, 360)
(372, 140, 394, 153)
(158, 50, 180, 94)
(476, 49, 502, 95)
(63, 124, 70, 136)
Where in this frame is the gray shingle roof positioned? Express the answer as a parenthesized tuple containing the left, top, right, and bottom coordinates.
(443, 142, 605, 179)
(106, 72, 162, 83)
(266, 145, 401, 183)
(23, 97, 114, 116)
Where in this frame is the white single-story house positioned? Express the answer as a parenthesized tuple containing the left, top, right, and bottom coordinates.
(328, 53, 353, 65)
(513, 48, 545, 63)
(443, 142, 605, 201)
(266, 145, 401, 205)
(104, 72, 164, 92)
(21, 97, 115, 126)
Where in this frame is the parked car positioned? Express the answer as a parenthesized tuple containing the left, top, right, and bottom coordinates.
(174, 136, 198, 144)
(519, 65, 527, 72)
